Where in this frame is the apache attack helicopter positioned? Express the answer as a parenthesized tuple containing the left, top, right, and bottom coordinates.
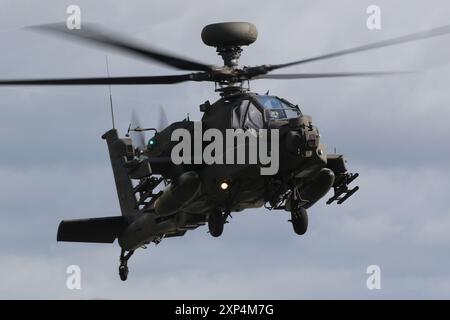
(1, 22, 450, 281)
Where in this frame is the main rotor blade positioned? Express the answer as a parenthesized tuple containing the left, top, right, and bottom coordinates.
(268, 24, 450, 71)
(29, 23, 213, 72)
(257, 71, 410, 80)
(0, 74, 196, 86)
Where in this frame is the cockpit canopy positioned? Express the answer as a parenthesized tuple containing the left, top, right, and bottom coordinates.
(255, 95, 302, 121)
(231, 95, 302, 130)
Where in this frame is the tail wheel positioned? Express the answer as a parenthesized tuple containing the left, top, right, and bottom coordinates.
(208, 210, 224, 237)
(119, 265, 129, 281)
(291, 207, 308, 235)
(118, 249, 133, 281)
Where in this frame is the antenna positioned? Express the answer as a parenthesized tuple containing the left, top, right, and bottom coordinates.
(105, 56, 115, 129)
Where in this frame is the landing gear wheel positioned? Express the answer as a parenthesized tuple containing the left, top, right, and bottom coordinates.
(119, 265, 128, 281)
(118, 249, 134, 281)
(208, 210, 224, 237)
(291, 207, 308, 235)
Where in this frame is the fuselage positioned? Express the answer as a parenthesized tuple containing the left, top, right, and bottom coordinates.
(145, 92, 330, 216)
(103, 93, 341, 250)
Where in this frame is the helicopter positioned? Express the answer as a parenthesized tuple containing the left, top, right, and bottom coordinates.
(1, 21, 450, 281)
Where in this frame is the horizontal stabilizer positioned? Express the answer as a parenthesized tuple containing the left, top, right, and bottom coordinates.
(57, 216, 126, 243)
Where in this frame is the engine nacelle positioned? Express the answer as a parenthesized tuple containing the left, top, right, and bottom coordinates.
(300, 168, 335, 208)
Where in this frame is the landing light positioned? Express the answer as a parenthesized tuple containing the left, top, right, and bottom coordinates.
(220, 182, 229, 190)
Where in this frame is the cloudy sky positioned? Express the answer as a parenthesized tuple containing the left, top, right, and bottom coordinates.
(1, 0, 450, 299)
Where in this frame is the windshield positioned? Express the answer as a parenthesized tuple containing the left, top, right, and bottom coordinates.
(255, 96, 301, 120)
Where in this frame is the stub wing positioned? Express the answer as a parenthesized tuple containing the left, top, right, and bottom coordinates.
(326, 154, 359, 205)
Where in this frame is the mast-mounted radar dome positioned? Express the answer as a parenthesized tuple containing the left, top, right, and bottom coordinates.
(201, 22, 258, 68)
(201, 22, 258, 47)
